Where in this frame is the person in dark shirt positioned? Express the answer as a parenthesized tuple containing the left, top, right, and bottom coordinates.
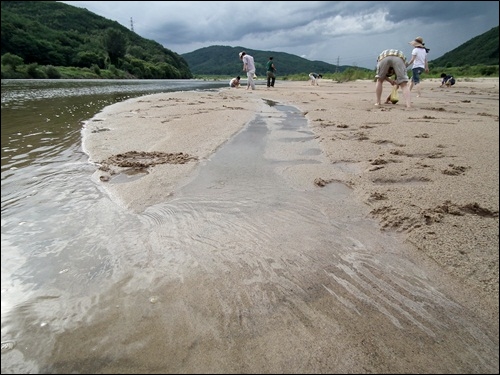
(440, 73, 456, 87)
(266, 57, 276, 88)
(308, 72, 322, 86)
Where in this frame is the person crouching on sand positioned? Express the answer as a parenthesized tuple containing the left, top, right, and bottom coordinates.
(229, 76, 241, 88)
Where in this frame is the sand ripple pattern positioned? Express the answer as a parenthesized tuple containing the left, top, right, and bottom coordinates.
(135, 103, 494, 358)
(3, 99, 495, 373)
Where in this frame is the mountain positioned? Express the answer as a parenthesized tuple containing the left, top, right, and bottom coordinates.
(429, 26, 498, 67)
(181, 26, 499, 76)
(1, 0, 192, 79)
(181, 46, 367, 76)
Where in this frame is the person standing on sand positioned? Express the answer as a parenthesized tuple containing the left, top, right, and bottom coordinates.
(239, 51, 256, 90)
(375, 49, 411, 108)
(266, 57, 276, 88)
(406, 36, 429, 97)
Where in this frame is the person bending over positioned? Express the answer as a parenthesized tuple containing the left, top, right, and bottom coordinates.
(375, 49, 411, 108)
(440, 73, 456, 88)
(239, 51, 256, 90)
(309, 72, 322, 86)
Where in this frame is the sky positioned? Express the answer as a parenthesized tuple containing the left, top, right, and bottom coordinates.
(61, 1, 499, 69)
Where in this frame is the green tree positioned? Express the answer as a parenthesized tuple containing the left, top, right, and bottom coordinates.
(26, 63, 46, 78)
(103, 28, 127, 66)
(1, 52, 24, 71)
(73, 51, 105, 68)
(45, 65, 61, 78)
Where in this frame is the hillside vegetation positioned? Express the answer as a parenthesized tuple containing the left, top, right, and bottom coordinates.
(1, 0, 192, 79)
(183, 27, 499, 80)
(1, 1, 498, 80)
(431, 26, 498, 67)
(180, 45, 366, 76)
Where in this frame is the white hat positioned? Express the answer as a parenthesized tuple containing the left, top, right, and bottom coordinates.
(239, 52, 244, 58)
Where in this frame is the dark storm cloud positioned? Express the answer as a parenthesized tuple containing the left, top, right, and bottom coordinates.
(61, 1, 499, 68)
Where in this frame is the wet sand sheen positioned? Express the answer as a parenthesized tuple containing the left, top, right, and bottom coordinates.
(39, 83, 499, 373)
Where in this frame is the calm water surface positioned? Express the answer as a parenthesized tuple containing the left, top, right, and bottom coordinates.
(1, 79, 228, 372)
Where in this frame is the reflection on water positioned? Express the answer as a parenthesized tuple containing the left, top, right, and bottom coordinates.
(1, 79, 227, 372)
(1, 79, 225, 171)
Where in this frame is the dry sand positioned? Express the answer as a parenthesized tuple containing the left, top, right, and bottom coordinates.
(81, 77, 499, 373)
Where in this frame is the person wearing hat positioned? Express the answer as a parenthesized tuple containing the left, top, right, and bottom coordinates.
(239, 51, 256, 90)
(406, 36, 429, 97)
(374, 49, 412, 108)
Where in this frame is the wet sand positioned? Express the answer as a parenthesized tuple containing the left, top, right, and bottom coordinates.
(78, 78, 499, 373)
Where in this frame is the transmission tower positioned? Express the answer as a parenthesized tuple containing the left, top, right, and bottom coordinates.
(130, 17, 134, 32)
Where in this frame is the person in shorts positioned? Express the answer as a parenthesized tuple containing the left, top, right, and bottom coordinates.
(406, 36, 429, 97)
(375, 49, 411, 108)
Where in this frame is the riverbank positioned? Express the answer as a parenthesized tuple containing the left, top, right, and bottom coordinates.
(82, 77, 499, 315)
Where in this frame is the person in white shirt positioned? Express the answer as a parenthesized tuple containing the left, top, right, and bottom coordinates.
(229, 76, 241, 88)
(239, 51, 256, 90)
(406, 36, 429, 97)
(308, 72, 322, 86)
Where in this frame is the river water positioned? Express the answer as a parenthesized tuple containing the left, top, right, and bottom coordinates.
(1, 79, 228, 372)
(1, 79, 498, 373)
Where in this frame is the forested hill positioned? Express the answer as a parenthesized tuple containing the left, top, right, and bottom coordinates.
(0, 0, 369, 78)
(180, 46, 365, 76)
(1, 0, 192, 79)
(183, 26, 499, 76)
(430, 26, 499, 67)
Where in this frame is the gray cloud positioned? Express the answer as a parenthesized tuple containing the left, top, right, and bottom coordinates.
(62, 1, 499, 68)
